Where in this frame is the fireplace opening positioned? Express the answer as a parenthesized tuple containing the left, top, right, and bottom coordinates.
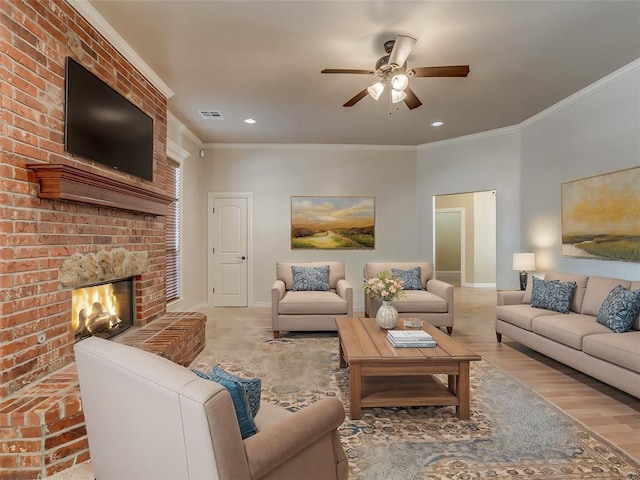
(72, 277, 135, 340)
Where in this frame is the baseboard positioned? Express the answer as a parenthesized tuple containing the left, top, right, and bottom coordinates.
(462, 282, 496, 288)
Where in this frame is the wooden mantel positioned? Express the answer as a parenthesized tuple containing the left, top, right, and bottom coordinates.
(27, 163, 175, 216)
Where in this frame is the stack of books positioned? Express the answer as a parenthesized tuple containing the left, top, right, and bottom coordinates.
(387, 329, 437, 348)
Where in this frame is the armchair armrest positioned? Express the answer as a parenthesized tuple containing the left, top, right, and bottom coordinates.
(271, 280, 286, 302)
(497, 290, 525, 306)
(271, 280, 286, 331)
(426, 278, 453, 303)
(243, 398, 346, 479)
(336, 279, 353, 317)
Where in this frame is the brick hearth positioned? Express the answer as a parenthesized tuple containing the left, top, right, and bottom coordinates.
(0, 313, 206, 479)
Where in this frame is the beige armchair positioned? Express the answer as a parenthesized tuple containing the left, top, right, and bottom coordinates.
(364, 262, 455, 334)
(75, 337, 349, 480)
(271, 261, 353, 338)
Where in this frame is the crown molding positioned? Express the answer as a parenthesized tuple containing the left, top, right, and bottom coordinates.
(418, 126, 521, 151)
(67, 0, 174, 99)
(166, 139, 190, 164)
(168, 112, 203, 147)
(203, 143, 417, 152)
(520, 57, 640, 130)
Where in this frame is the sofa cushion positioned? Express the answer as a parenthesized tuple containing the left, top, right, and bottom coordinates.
(544, 272, 589, 313)
(596, 285, 640, 333)
(365, 263, 433, 288)
(393, 290, 448, 313)
(279, 291, 347, 315)
(210, 366, 261, 417)
(581, 276, 632, 317)
(276, 261, 344, 290)
(632, 281, 640, 330)
(532, 314, 612, 350)
(391, 267, 423, 290)
(192, 369, 257, 439)
(530, 277, 576, 314)
(583, 331, 640, 374)
(496, 304, 559, 331)
(292, 265, 330, 291)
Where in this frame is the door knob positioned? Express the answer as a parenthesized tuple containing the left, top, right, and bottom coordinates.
(238, 255, 246, 260)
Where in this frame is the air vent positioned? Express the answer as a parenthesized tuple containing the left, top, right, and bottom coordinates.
(198, 110, 224, 120)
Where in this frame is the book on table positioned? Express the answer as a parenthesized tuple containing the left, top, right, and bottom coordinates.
(386, 330, 433, 342)
(386, 331, 437, 348)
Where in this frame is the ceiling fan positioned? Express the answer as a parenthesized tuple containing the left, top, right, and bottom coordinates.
(321, 35, 470, 110)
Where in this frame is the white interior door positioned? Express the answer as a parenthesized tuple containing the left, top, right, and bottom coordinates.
(209, 195, 250, 306)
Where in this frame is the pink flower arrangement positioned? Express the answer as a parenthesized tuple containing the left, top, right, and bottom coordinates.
(363, 270, 406, 302)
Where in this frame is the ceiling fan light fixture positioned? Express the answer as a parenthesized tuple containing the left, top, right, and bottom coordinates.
(367, 82, 385, 101)
(391, 74, 409, 91)
(391, 89, 407, 104)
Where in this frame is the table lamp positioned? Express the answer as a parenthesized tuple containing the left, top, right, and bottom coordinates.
(513, 253, 536, 291)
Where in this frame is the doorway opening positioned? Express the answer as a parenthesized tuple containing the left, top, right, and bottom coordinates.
(434, 190, 496, 288)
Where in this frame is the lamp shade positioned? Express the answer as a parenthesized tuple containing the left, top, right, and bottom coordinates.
(391, 74, 409, 91)
(512, 253, 536, 271)
(391, 89, 407, 104)
(367, 82, 384, 101)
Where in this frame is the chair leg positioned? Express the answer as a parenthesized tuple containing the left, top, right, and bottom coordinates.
(273, 331, 280, 339)
(446, 327, 453, 335)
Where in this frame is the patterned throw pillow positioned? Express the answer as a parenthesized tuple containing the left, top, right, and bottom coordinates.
(530, 276, 576, 314)
(210, 366, 261, 417)
(596, 285, 640, 333)
(191, 368, 257, 439)
(391, 267, 423, 290)
(291, 265, 330, 291)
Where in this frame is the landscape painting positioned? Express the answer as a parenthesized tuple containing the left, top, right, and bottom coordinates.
(291, 196, 375, 250)
(561, 166, 640, 262)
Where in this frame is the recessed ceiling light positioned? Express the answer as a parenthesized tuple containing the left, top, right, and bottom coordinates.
(244, 118, 257, 124)
(431, 121, 444, 127)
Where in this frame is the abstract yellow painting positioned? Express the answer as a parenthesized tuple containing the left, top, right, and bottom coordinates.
(291, 196, 375, 249)
(562, 166, 640, 262)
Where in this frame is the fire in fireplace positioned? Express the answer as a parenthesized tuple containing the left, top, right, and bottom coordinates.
(72, 277, 134, 340)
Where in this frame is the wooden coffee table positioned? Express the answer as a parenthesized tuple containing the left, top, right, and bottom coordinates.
(335, 317, 481, 420)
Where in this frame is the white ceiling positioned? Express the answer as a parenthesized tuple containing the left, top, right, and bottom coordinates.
(88, 1, 640, 146)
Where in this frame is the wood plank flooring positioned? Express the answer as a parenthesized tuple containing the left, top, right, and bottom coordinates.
(450, 286, 640, 460)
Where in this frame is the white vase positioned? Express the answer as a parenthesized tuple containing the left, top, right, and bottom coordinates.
(376, 300, 399, 329)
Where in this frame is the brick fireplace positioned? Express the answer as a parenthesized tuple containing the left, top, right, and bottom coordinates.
(0, 1, 197, 477)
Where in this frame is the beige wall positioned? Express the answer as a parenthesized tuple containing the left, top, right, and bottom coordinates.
(201, 146, 418, 309)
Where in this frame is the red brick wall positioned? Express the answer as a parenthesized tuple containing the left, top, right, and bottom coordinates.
(1, 0, 170, 398)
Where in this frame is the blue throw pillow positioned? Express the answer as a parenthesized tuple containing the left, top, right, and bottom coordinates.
(210, 365, 261, 417)
(530, 277, 576, 314)
(391, 267, 423, 290)
(291, 265, 330, 291)
(191, 369, 257, 439)
(596, 285, 640, 333)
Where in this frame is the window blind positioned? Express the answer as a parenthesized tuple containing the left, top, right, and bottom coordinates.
(166, 160, 181, 302)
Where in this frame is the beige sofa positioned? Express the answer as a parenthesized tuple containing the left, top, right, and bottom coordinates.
(271, 261, 353, 338)
(364, 262, 454, 333)
(496, 272, 640, 399)
(75, 336, 349, 480)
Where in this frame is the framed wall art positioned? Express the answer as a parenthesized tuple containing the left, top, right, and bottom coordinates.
(291, 196, 375, 250)
(561, 166, 640, 262)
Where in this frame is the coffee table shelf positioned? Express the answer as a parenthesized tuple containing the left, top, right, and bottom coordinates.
(361, 375, 458, 409)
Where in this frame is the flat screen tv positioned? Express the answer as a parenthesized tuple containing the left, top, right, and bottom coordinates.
(64, 56, 154, 181)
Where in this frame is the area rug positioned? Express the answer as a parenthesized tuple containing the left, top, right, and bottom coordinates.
(191, 317, 640, 480)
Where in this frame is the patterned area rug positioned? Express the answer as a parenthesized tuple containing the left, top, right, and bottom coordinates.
(191, 317, 640, 480)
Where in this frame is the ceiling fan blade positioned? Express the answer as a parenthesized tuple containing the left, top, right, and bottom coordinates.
(403, 86, 422, 110)
(411, 65, 470, 77)
(388, 35, 416, 68)
(321, 68, 374, 75)
(343, 88, 369, 107)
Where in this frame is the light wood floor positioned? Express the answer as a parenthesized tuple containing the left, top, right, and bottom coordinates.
(450, 286, 640, 461)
